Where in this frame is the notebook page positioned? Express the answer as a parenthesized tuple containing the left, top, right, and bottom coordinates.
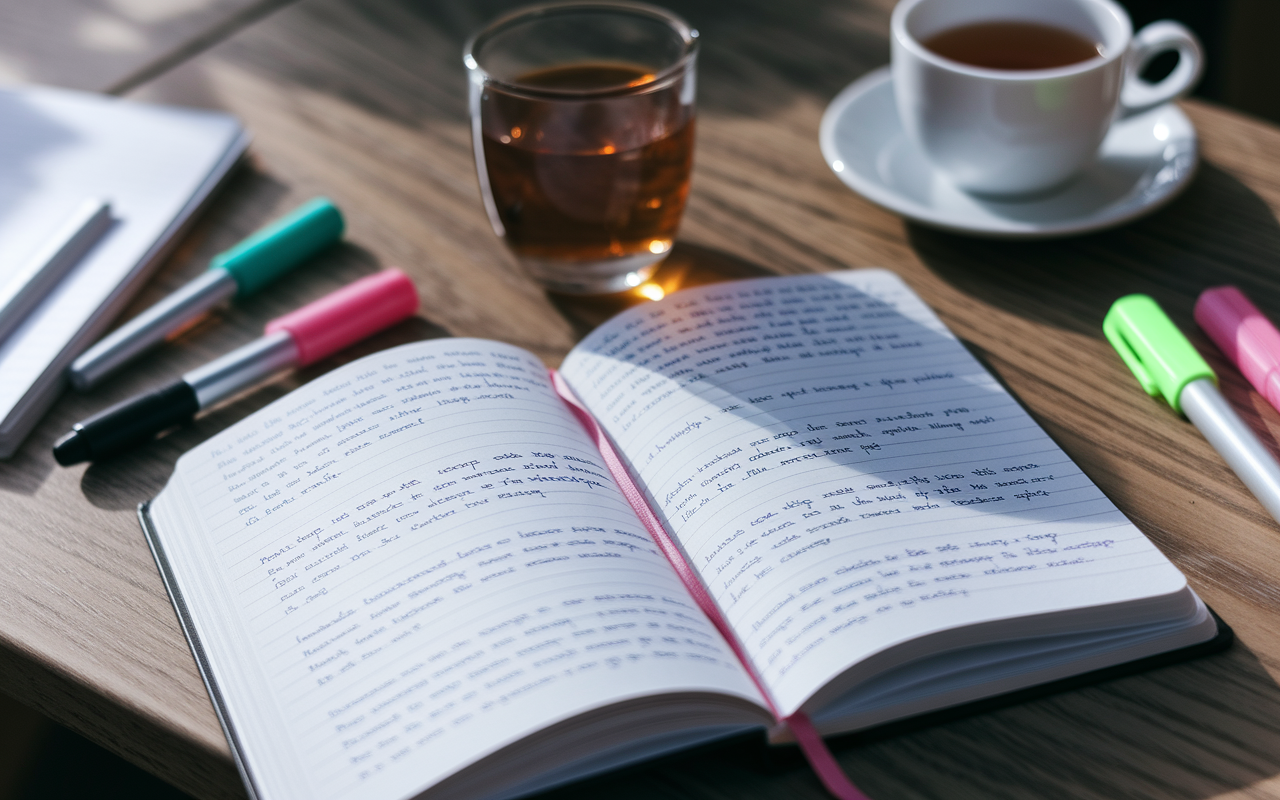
(559, 270, 1192, 716)
(149, 339, 766, 800)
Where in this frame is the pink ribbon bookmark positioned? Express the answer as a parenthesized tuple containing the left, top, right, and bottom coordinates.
(788, 712, 874, 800)
(551, 371, 872, 800)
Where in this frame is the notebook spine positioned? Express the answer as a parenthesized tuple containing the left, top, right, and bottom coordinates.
(137, 501, 265, 800)
(549, 370, 871, 800)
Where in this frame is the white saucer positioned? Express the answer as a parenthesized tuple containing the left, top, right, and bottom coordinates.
(818, 67, 1198, 238)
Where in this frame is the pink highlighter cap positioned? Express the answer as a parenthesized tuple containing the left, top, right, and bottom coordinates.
(1195, 285, 1280, 413)
(266, 269, 419, 365)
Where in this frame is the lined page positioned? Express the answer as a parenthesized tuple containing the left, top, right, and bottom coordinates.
(150, 339, 766, 800)
(559, 270, 1191, 715)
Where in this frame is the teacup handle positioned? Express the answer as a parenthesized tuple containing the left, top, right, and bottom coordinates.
(1120, 20, 1203, 116)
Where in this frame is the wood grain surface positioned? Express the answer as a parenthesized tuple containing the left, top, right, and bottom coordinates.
(0, 0, 296, 93)
(3, 0, 1280, 798)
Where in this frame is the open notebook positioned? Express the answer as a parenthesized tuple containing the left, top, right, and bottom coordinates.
(0, 84, 248, 457)
(140, 270, 1224, 800)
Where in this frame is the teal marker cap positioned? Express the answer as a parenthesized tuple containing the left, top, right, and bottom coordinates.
(210, 197, 345, 296)
(1104, 293, 1216, 415)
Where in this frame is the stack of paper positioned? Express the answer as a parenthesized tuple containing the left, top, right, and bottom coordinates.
(0, 84, 248, 457)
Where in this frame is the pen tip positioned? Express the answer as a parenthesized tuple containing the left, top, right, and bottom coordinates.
(53, 429, 89, 466)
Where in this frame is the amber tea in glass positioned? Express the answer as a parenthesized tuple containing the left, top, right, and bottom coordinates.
(465, 3, 698, 294)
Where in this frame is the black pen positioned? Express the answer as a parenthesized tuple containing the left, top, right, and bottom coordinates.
(55, 270, 418, 465)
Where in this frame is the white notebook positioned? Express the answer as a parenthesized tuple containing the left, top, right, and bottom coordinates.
(0, 83, 248, 458)
(139, 270, 1221, 800)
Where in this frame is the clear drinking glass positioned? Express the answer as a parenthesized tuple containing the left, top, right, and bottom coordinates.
(464, 2, 698, 295)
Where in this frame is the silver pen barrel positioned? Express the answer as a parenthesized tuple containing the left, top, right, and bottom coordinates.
(1180, 378, 1280, 524)
(70, 268, 238, 390)
(184, 329, 299, 409)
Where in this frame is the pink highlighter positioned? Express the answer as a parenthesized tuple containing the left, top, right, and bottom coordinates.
(1195, 285, 1280, 414)
(54, 269, 419, 465)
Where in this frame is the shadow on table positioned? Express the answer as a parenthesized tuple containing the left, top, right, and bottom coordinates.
(907, 161, 1280, 339)
(0, 431, 58, 497)
(78, 315, 452, 511)
(10, 724, 194, 800)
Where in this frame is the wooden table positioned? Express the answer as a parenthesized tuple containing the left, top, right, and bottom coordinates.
(5, 1, 1280, 798)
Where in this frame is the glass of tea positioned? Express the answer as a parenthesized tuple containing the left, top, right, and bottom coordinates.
(464, 2, 698, 295)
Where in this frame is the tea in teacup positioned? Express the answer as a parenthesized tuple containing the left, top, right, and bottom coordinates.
(922, 21, 1103, 70)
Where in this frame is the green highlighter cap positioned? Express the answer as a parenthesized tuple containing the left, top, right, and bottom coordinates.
(210, 197, 345, 296)
(1103, 293, 1215, 415)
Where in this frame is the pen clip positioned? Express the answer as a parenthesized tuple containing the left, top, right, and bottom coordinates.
(1103, 313, 1159, 396)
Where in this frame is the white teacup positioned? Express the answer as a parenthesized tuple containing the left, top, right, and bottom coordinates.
(891, 0, 1202, 196)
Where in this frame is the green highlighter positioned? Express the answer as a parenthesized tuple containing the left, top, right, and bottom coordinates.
(70, 197, 344, 390)
(1105, 293, 1280, 524)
